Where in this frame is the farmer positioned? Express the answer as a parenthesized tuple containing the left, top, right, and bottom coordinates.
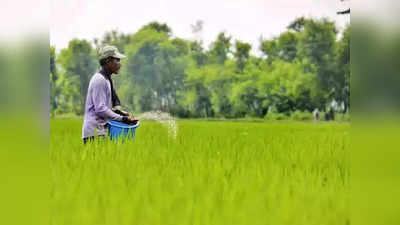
(82, 45, 136, 144)
(313, 108, 320, 121)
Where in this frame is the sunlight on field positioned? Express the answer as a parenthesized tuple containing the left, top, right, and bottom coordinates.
(50, 119, 349, 225)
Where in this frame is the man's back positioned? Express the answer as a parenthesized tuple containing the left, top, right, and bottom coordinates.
(82, 72, 122, 139)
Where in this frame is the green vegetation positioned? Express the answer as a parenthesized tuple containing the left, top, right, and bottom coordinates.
(51, 119, 349, 225)
(50, 17, 350, 119)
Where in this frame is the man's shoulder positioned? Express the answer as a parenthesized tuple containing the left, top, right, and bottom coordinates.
(90, 72, 105, 80)
(89, 72, 108, 88)
(90, 72, 108, 83)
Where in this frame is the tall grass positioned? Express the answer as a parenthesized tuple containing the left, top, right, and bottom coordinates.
(50, 119, 349, 225)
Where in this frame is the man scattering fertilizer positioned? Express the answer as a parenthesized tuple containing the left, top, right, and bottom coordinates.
(82, 45, 137, 144)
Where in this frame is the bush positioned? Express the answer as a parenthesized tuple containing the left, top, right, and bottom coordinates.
(318, 112, 350, 122)
(335, 113, 350, 122)
(290, 110, 313, 121)
(264, 112, 289, 121)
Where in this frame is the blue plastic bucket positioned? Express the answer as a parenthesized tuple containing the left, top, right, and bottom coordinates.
(107, 120, 140, 141)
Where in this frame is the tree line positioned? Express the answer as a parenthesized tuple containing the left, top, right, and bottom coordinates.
(50, 17, 350, 119)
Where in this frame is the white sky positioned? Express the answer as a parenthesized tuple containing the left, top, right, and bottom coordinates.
(50, 0, 350, 53)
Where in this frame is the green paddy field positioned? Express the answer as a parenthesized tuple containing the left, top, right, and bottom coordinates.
(50, 119, 349, 225)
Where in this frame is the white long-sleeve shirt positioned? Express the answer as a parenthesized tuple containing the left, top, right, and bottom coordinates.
(82, 72, 123, 138)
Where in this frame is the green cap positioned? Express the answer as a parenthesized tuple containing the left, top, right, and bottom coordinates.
(98, 45, 126, 60)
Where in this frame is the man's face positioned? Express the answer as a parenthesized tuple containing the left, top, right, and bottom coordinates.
(106, 57, 121, 74)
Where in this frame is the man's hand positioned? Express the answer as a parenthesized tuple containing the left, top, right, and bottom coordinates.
(122, 115, 139, 125)
(113, 108, 130, 116)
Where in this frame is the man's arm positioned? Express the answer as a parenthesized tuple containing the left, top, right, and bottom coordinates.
(112, 106, 130, 117)
(91, 79, 124, 121)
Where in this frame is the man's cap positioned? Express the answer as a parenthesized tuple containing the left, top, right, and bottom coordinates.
(98, 45, 126, 60)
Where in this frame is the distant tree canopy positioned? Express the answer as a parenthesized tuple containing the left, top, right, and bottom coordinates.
(50, 18, 350, 118)
(54, 39, 96, 115)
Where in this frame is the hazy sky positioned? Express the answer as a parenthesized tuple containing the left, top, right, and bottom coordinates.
(50, 0, 350, 53)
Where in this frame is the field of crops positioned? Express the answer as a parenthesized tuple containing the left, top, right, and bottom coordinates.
(50, 119, 349, 225)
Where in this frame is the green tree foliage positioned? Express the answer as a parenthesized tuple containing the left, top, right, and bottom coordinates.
(94, 30, 130, 53)
(209, 32, 232, 64)
(51, 18, 350, 119)
(141, 22, 172, 36)
(287, 17, 307, 32)
(259, 60, 318, 113)
(335, 25, 350, 112)
(56, 39, 96, 115)
(123, 25, 188, 113)
(190, 41, 208, 66)
(234, 40, 251, 73)
(184, 62, 235, 118)
(261, 31, 298, 63)
(296, 18, 338, 108)
(50, 46, 59, 114)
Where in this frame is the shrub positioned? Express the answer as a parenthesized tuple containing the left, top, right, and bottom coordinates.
(336, 113, 350, 122)
(290, 110, 313, 121)
(264, 112, 289, 121)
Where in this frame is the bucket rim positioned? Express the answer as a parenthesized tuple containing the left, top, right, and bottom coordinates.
(107, 120, 140, 129)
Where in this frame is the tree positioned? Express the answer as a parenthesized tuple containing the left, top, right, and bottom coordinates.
(51, 19, 349, 118)
(260, 38, 279, 63)
(184, 63, 233, 117)
(234, 40, 251, 73)
(209, 32, 232, 64)
(50, 46, 57, 111)
(93, 29, 130, 53)
(231, 80, 262, 117)
(124, 27, 187, 113)
(335, 25, 350, 112)
(295, 18, 338, 108)
(50, 46, 61, 115)
(141, 21, 172, 36)
(189, 41, 207, 66)
(287, 17, 307, 32)
(189, 20, 207, 66)
(57, 39, 96, 114)
(258, 60, 318, 113)
(260, 31, 298, 63)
